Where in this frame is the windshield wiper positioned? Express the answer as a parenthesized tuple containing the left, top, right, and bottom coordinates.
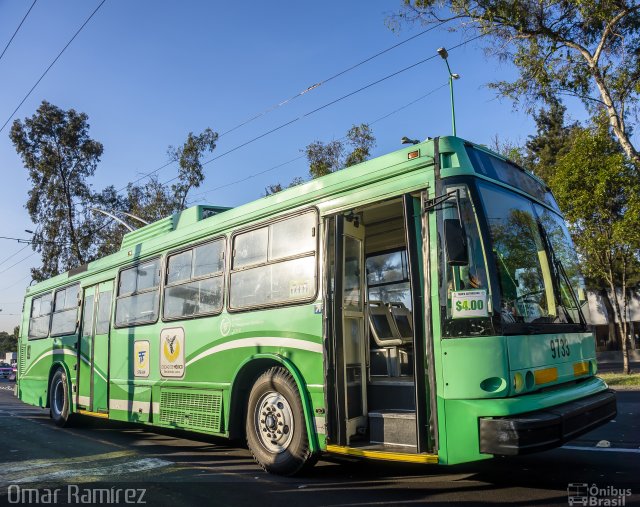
(537, 224, 587, 327)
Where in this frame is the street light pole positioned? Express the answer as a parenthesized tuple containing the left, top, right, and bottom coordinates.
(437, 47, 460, 137)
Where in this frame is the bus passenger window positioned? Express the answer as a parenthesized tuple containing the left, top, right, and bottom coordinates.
(164, 238, 226, 319)
(50, 284, 80, 336)
(230, 211, 317, 310)
(28, 292, 53, 339)
(234, 227, 268, 268)
(115, 258, 161, 327)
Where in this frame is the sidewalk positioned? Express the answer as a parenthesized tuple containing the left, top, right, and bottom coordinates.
(596, 351, 640, 373)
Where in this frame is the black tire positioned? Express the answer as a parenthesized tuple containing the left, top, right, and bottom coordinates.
(246, 367, 317, 476)
(49, 368, 71, 427)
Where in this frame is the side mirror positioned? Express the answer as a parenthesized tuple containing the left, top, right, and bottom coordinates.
(444, 218, 469, 266)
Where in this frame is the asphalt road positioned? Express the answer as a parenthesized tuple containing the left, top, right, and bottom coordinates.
(0, 379, 638, 507)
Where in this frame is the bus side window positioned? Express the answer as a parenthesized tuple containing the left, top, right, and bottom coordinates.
(229, 211, 317, 310)
(115, 258, 161, 327)
(50, 284, 80, 336)
(28, 292, 53, 339)
(163, 238, 226, 319)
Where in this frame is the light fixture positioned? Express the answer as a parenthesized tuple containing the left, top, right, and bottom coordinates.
(436, 46, 460, 136)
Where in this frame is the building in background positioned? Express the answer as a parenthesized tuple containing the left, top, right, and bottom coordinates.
(588, 289, 640, 353)
(1, 352, 16, 365)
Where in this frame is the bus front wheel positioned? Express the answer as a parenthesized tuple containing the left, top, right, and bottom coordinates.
(49, 368, 71, 427)
(246, 366, 316, 475)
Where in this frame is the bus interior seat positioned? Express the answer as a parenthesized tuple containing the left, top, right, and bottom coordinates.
(368, 301, 412, 377)
(368, 301, 404, 347)
(388, 302, 413, 341)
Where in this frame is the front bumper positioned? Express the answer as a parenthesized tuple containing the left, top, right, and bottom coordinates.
(479, 390, 616, 455)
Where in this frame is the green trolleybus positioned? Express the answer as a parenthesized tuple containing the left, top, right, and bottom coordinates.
(16, 136, 616, 475)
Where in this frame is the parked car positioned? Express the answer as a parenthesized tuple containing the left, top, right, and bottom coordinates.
(0, 362, 13, 379)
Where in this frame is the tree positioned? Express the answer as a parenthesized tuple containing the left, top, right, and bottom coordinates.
(266, 124, 376, 195)
(344, 124, 376, 168)
(524, 99, 579, 181)
(393, 1, 640, 167)
(167, 128, 218, 209)
(551, 123, 640, 374)
(10, 101, 104, 281)
(264, 177, 306, 197)
(92, 128, 218, 257)
(0, 327, 18, 354)
(307, 124, 376, 178)
(306, 139, 345, 178)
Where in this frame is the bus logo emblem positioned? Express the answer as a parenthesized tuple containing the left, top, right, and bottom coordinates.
(163, 335, 180, 362)
(160, 328, 185, 378)
(133, 341, 150, 378)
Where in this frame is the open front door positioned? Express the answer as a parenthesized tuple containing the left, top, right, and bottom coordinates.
(342, 219, 367, 441)
(78, 281, 113, 414)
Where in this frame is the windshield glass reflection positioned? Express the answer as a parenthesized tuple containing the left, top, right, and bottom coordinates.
(477, 181, 586, 327)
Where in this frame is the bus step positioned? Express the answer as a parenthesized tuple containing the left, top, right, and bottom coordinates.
(368, 410, 417, 448)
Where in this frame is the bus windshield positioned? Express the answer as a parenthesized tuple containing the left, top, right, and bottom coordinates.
(476, 180, 589, 331)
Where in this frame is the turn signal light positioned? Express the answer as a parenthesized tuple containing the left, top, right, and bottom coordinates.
(534, 367, 558, 385)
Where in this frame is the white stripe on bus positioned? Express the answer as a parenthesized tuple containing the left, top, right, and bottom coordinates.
(185, 336, 322, 368)
(109, 399, 151, 414)
(22, 348, 76, 376)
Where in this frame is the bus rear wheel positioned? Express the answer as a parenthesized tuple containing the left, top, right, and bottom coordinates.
(50, 368, 71, 427)
(246, 366, 316, 476)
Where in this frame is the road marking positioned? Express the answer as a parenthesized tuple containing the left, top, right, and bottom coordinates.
(0, 458, 172, 486)
(1, 451, 136, 474)
(562, 445, 640, 454)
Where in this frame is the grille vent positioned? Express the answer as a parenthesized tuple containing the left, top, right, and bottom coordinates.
(159, 388, 222, 433)
(18, 343, 26, 377)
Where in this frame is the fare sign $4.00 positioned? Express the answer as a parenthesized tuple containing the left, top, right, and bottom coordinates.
(451, 290, 488, 319)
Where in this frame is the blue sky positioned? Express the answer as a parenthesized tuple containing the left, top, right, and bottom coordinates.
(0, 0, 589, 332)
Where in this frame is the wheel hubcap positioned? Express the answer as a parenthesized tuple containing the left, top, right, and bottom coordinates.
(53, 379, 64, 416)
(254, 391, 294, 454)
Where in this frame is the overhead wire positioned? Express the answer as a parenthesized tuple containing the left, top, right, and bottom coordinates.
(0, 251, 36, 275)
(0, 0, 38, 63)
(0, 244, 30, 268)
(188, 80, 450, 203)
(0, 235, 33, 243)
(0, 0, 107, 134)
(91, 22, 449, 197)
(0, 274, 32, 292)
(167, 33, 483, 189)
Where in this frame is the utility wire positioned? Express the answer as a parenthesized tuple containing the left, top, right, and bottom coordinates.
(95, 23, 448, 198)
(0, 0, 107, 134)
(217, 23, 445, 139)
(188, 80, 450, 203)
(166, 34, 483, 188)
(0, 274, 32, 292)
(0, 251, 36, 275)
(0, 245, 30, 268)
(0, 0, 38, 63)
(0, 235, 33, 243)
